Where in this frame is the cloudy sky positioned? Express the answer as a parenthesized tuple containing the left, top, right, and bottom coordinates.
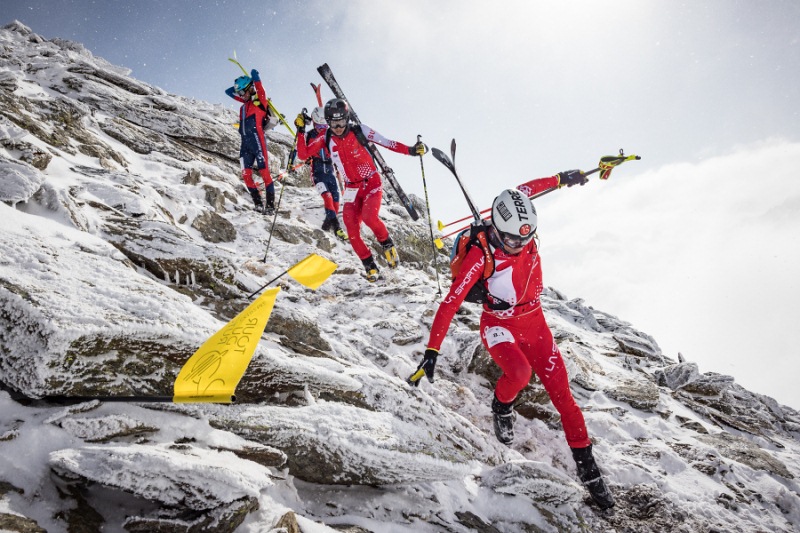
(5, 0, 800, 408)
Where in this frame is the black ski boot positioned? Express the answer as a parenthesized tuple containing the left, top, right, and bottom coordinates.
(321, 216, 334, 232)
(491, 395, 515, 445)
(248, 187, 264, 212)
(571, 445, 615, 510)
(361, 256, 380, 283)
(264, 190, 276, 216)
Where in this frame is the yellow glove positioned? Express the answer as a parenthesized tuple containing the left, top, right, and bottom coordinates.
(408, 141, 428, 157)
(294, 113, 306, 130)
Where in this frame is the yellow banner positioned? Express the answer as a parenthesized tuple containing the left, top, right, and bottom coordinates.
(287, 254, 337, 290)
(173, 287, 280, 403)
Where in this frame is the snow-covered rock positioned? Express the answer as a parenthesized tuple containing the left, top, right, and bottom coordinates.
(1, 21, 799, 533)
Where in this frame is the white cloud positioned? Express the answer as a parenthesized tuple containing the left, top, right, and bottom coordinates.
(539, 138, 800, 407)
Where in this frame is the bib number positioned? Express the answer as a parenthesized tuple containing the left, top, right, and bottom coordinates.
(483, 326, 515, 348)
(342, 188, 358, 204)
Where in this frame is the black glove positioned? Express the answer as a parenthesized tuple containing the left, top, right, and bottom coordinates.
(408, 141, 428, 157)
(558, 169, 588, 188)
(407, 348, 438, 387)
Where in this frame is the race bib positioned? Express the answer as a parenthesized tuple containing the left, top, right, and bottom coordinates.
(342, 187, 358, 203)
(483, 326, 515, 348)
(315, 182, 328, 195)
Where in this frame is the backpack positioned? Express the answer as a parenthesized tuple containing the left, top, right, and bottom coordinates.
(449, 223, 511, 310)
(325, 123, 374, 163)
(256, 100, 279, 131)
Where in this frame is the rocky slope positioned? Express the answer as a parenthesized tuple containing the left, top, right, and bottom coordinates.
(1, 21, 799, 533)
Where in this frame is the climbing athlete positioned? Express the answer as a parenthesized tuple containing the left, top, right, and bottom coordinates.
(225, 68, 275, 215)
(295, 98, 426, 282)
(409, 175, 614, 510)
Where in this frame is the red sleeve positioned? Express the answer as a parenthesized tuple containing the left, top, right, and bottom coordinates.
(426, 246, 486, 352)
(297, 131, 325, 161)
(254, 80, 268, 108)
(359, 125, 411, 155)
(516, 175, 560, 197)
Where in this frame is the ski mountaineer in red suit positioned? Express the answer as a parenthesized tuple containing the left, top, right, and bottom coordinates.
(295, 98, 427, 282)
(225, 69, 276, 215)
(408, 172, 615, 510)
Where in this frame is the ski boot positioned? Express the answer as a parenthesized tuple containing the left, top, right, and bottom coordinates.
(330, 218, 348, 241)
(321, 217, 334, 232)
(380, 237, 399, 268)
(361, 256, 381, 283)
(248, 187, 264, 213)
(491, 395, 515, 445)
(571, 444, 615, 510)
(264, 190, 276, 216)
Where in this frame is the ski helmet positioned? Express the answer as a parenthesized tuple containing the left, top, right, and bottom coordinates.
(234, 75, 252, 93)
(311, 106, 326, 125)
(490, 189, 536, 252)
(324, 98, 350, 124)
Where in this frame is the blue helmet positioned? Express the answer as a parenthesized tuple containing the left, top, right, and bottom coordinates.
(234, 75, 252, 93)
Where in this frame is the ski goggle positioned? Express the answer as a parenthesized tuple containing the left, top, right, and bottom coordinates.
(234, 86, 252, 97)
(329, 118, 347, 130)
(496, 228, 534, 250)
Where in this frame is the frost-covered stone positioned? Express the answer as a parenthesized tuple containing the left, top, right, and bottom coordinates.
(2, 20, 800, 533)
(482, 460, 584, 504)
(0, 157, 45, 204)
(606, 376, 660, 411)
(698, 432, 793, 479)
(655, 362, 701, 390)
(191, 210, 237, 243)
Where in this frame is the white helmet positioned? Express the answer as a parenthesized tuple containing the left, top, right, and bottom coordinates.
(490, 189, 536, 251)
(311, 106, 326, 125)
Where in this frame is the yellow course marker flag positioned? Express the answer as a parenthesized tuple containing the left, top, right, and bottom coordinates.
(287, 253, 337, 290)
(173, 287, 280, 403)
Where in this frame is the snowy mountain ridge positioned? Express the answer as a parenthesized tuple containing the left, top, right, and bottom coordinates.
(1, 20, 799, 533)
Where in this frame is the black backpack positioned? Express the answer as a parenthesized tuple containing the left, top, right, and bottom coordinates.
(324, 123, 373, 162)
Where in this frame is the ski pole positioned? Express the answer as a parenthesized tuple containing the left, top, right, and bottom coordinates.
(274, 161, 306, 181)
(417, 135, 442, 297)
(436, 152, 641, 231)
(286, 108, 307, 170)
(262, 179, 287, 262)
(434, 152, 641, 247)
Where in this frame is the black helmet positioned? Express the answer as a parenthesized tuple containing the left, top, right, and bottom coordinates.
(324, 98, 350, 123)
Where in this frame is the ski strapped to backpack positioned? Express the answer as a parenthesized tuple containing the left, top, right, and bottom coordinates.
(316, 63, 420, 221)
(432, 139, 511, 310)
(228, 55, 295, 136)
(323, 123, 393, 175)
